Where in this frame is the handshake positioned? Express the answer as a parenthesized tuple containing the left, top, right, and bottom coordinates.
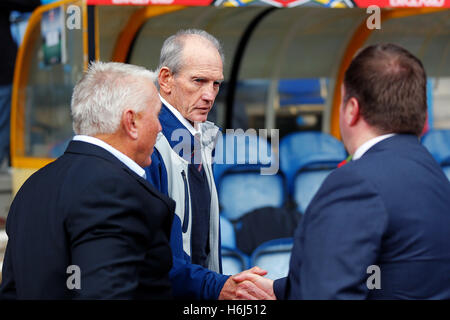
(219, 266, 276, 300)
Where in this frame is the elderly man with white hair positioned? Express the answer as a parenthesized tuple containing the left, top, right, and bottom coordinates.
(145, 29, 274, 300)
(0, 62, 175, 299)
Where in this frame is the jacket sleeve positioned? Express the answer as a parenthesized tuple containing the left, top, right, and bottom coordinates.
(168, 218, 229, 300)
(145, 149, 168, 195)
(145, 149, 230, 300)
(0, 238, 17, 299)
(284, 165, 389, 299)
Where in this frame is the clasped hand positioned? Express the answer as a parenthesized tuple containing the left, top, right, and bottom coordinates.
(219, 266, 276, 300)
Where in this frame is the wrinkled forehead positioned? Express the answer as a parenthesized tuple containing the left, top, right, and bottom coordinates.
(179, 38, 223, 72)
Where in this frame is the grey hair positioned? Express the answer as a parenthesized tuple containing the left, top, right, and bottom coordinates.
(71, 61, 157, 136)
(157, 29, 225, 76)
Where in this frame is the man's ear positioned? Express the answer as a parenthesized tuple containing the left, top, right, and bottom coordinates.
(122, 109, 138, 140)
(343, 97, 360, 127)
(158, 67, 173, 95)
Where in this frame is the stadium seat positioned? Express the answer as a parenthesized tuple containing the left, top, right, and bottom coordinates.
(422, 129, 450, 163)
(278, 78, 325, 106)
(443, 166, 450, 180)
(214, 132, 285, 221)
(294, 169, 334, 214)
(250, 238, 293, 280)
(220, 215, 236, 249)
(422, 130, 450, 180)
(221, 247, 249, 276)
(280, 131, 347, 213)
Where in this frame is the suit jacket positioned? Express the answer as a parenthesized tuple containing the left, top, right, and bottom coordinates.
(0, 141, 175, 299)
(274, 134, 450, 299)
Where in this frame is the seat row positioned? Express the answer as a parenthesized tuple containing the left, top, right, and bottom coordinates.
(213, 131, 348, 221)
(218, 129, 450, 278)
(221, 238, 293, 280)
(220, 212, 293, 279)
(421, 129, 450, 180)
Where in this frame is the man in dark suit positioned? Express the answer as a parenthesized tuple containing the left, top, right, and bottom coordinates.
(234, 44, 450, 299)
(0, 62, 175, 299)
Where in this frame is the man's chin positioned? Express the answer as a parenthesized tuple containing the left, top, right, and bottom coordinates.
(192, 117, 208, 124)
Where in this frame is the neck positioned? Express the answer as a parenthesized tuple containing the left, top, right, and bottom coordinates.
(94, 133, 135, 161)
(160, 93, 196, 127)
(346, 127, 381, 156)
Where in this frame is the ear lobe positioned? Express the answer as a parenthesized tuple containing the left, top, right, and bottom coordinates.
(123, 109, 138, 140)
(345, 98, 360, 126)
(158, 67, 172, 95)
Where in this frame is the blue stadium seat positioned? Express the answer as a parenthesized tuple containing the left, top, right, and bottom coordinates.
(250, 238, 293, 280)
(294, 170, 334, 214)
(442, 165, 450, 181)
(280, 131, 347, 213)
(422, 130, 450, 180)
(422, 129, 450, 163)
(214, 132, 285, 221)
(218, 173, 284, 221)
(221, 247, 249, 276)
(220, 215, 236, 249)
(278, 78, 325, 106)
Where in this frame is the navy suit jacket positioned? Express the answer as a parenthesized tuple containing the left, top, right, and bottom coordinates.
(0, 141, 175, 299)
(274, 134, 450, 299)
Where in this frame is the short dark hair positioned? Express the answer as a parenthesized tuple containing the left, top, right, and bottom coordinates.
(343, 43, 427, 136)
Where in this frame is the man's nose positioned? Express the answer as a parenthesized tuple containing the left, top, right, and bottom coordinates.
(202, 84, 217, 103)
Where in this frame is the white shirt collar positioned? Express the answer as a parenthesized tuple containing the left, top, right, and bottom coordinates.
(353, 133, 396, 160)
(159, 94, 202, 137)
(73, 135, 146, 179)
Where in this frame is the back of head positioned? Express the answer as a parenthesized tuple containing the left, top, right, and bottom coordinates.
(71, 62, 157, 136)
(344, 43, 427, 136)
(157, 28, 224, 76)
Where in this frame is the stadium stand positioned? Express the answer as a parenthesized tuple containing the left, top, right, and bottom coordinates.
(422, 129, 450, 180)
(221, 247, 249, 276)
(279, 131, 347, 213)
(214, 132, 285, 221)
(250, 238, 293, 280)
(220, 215, 236, 249)
(278, 78, 325, 106)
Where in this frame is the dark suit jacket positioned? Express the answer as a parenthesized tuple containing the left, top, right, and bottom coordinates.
(274, 134, 450, 299)
(0, 141, 175, 299)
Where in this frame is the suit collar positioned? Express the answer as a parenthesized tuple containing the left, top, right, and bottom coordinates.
(65, 140, 124, 166)
(159, 103, 221, 153)
(353, 133, 396, 160)
(64, 141, 175, 210)
(159, 103, 189, 150)
(72, 135, 146, 178)
(159, 95, 200, 137)
(360, 133, 420, 159)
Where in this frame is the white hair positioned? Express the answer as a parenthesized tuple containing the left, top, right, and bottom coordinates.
(71, 62, 158, 136)
(157, 29, 225, 76)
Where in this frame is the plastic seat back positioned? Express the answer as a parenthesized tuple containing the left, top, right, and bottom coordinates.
(250, 238, 293, 280)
